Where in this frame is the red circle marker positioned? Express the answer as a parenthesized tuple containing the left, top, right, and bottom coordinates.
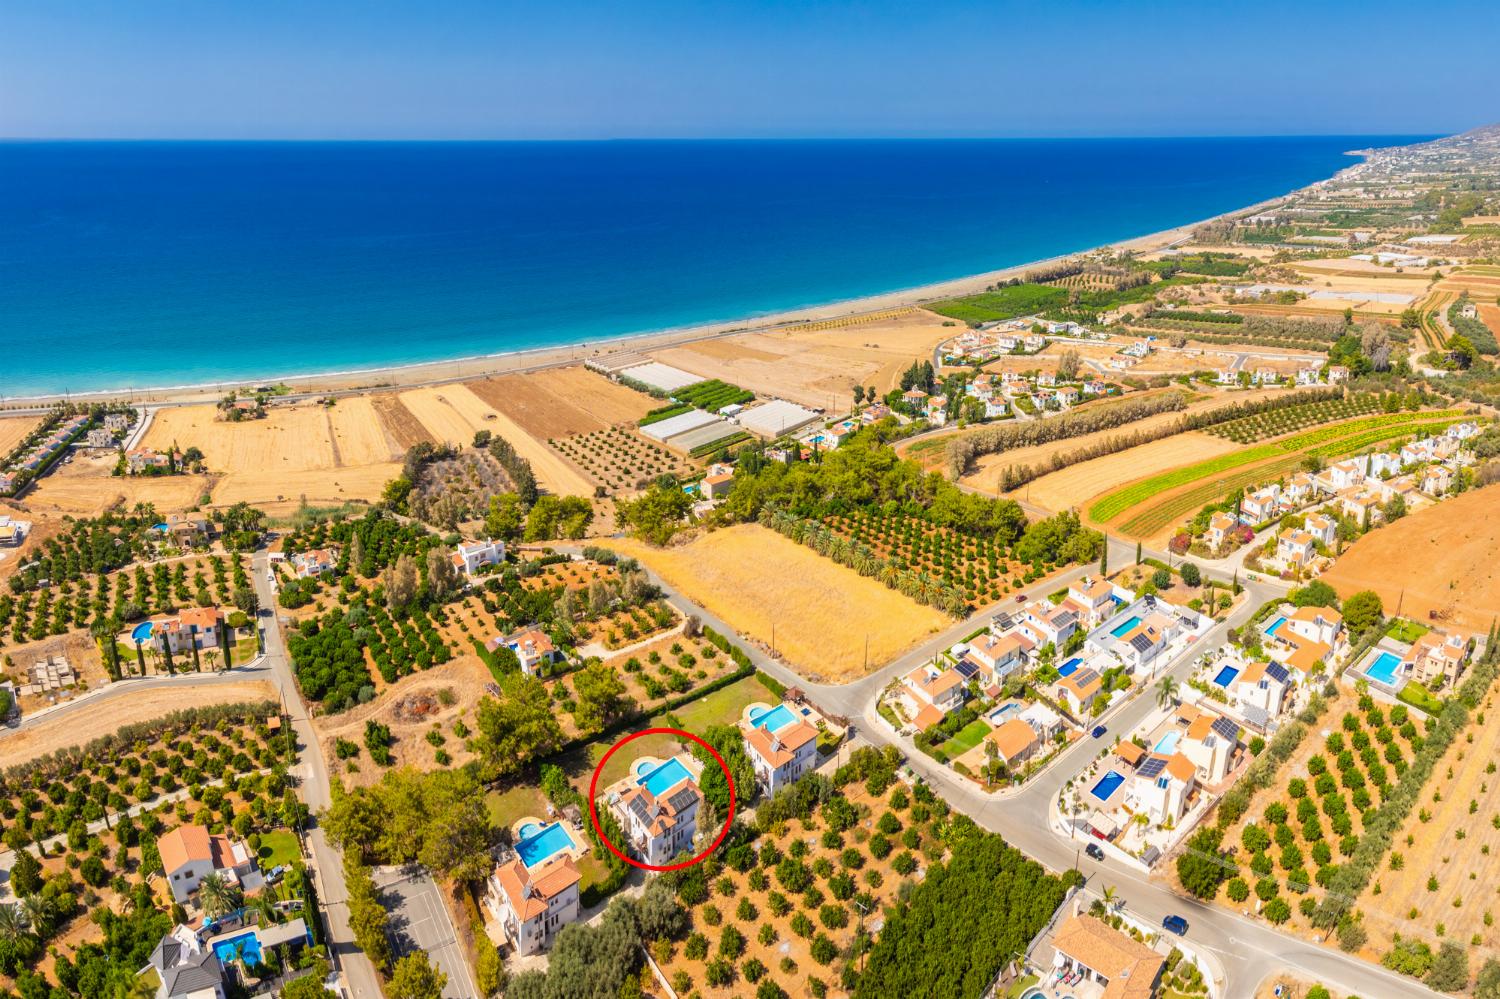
(587, 727, 736, 871)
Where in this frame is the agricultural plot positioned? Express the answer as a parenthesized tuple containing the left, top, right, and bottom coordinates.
(0, 415, 42, 457)
(656, 776, 947, 999)
(1363, 678, 1500, 951)
(1322, 485, 1500, 634)
(1206, 692, 1424, 936)
(673, 379, 756, 412)
(607, 526, 947, 682)
(552, 426, 702, 492)
(465, 366, 655, 439)
(1206, 394, 1383, 444)
(818, 510, 1029, 607)
(1088, 411, 1464, 533)
(0, 703, 300, 995)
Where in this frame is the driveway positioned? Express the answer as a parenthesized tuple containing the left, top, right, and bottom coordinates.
(376, 867, 479, 999)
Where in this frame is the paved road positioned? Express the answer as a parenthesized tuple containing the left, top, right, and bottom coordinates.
(611, 534, 1437, 999)
(251, 552, 390, 999)
(375, 867, 479, 999)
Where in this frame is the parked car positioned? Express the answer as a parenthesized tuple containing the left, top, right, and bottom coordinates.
(1090, 725, 1108, 739)
(1162, 915, 1189, 936)
(1015, 594, 1028, 603)
(1085, 843, 1105, 861)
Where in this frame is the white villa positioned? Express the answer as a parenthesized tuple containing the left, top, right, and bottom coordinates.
(158, 826, 261, 905)
(452, 539, 505, 579)
(487, 854, 582, 956)
(487, 627, 563, 675)
(612, 756, 704, 866)
(742, 704, 820, 795)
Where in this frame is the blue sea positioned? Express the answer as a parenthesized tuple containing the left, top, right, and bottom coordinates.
(0, 137, 1422, 397)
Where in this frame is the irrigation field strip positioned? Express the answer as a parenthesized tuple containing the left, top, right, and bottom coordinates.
(1092, 411, 1464, 537)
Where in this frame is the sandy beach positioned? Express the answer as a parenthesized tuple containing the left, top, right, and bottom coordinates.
(3, 183, 1319, 410)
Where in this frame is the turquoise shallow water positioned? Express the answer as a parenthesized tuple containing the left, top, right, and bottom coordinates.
(0, 136, 1422, 397)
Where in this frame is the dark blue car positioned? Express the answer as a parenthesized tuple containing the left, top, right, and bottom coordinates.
(1162, 915, 1189, 935)
(1090, 725, 1108, 739)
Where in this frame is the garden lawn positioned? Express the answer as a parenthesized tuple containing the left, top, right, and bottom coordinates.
(1386, 619, 1431, 644)
(941, 719, 992, 756)
(485, 785, 552, 830)
(256, 830, 302, 869)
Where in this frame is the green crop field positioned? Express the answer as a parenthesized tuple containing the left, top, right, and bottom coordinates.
(1089, 411, 1463, 530)
(1113, 417, 1463, 538)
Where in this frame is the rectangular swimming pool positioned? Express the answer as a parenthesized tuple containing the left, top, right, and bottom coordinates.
(1058, 657, 1082, 678)
(516, 822, 575, 868)
(1212, 665, 1240, 687)
(1154, 730, 1181, 754)
(1265, 616, 1287, 636)
(1090, 770, 1126, 802)
(1365, 651, 1403, 685)
(638, 757, 695, 796)
(1110, 616, 1142, 639)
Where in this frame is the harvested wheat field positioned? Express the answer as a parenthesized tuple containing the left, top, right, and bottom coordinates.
(1361, 677, 1500, 954)
(1322, 485, 1500, 632)
(466, 365, 654, 439)
(652, 309, 958, 411)
(0, 415, 41, 456)
(608, 525, 946, 681)
(1016, 432, 1239, 515)
(0, 679, 277, 768)
(142, 401, 402, 511)
(399, 384, 596, 495)
(26, 451, 210, 515)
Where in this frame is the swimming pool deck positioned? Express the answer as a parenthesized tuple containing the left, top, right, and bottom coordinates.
(508, 816, 586, 868)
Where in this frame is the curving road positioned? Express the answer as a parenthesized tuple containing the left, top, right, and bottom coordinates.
(615, 534, 1440, 999)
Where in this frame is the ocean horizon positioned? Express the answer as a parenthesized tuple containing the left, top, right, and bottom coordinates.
(0, 136, 1429, 398)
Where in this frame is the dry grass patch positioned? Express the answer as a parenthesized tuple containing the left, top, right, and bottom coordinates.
(653, 310, 958, 412)
(0, 415, 42, 456)
(25, 453, 210, 515)
(0, 679, 276, 768)
(1017, 432, 1238, 518)
(1322, 485, 1500, 635)
(607, 525, 946, 682)
(140, 401, 401, 510)
(399, 384, 596, 496)
(465, 366, 654, 438)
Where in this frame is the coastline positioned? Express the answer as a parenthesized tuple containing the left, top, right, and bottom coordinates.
(6, 169, 1346, 409)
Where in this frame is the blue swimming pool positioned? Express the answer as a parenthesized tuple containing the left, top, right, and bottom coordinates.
(516, 821, 575, 868)
(749, 704, 797, 732)
(1058, 657, 1082, 678)
(130, 621, 155, 643)
(1110, 616, 1142, 639)
(518, 821, 542, 839)
(1266, 616, 1287, 636)
(638, 757, 694, 796)
(212, 931, 263, 966)
(989, 702, 1022, 725)
(1090, 770, 1126, 802)
(1212, 665, 1240, 687)
(1154, 730, 1181, 754)
(1365, 651, 1403, 685)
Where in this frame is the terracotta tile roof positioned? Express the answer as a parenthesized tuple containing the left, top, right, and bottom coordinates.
(1284, 637, 1330, 672)
(1166, 753, 1196, 783)
(494, 854, 581, 921)
(912, 703, 945, 731)
(1290, 605, 1341, 625)
(1115, 741, 1145, 767)
(1052, 914, 1164, 999)
(158, 827, 239, 875)
(1187, 715, 1214, 741)
(745, 719, 818, 767)
(987, 718, 1037, 762)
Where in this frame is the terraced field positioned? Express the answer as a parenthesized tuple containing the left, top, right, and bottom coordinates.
(1087, 411, 1465, 540)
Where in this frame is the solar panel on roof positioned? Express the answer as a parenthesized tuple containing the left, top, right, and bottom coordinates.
(1137, 757, 1167, 779)
(1211, 717, 1240, 741)
(667, 787, 698, 813)
(1073, 668, 1100, 686)
(954, 659, 979, 680)
(1129, 634, 1154, 653)
(1265, 662, 1290, 684)
(628, 797, 650, 822)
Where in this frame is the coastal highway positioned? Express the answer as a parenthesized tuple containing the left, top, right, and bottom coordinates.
(616, 535, 1441, 999)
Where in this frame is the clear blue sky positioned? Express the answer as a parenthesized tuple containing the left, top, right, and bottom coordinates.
(3, 0, 1497, 139)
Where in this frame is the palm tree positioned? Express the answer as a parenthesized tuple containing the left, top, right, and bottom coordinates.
(197, 873, 242, 920)
(19, 895, 51, 938)
(0, 902, 31, 942)
(1101, 885, 1119, 910)
(1155, 676, 1179, 710)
